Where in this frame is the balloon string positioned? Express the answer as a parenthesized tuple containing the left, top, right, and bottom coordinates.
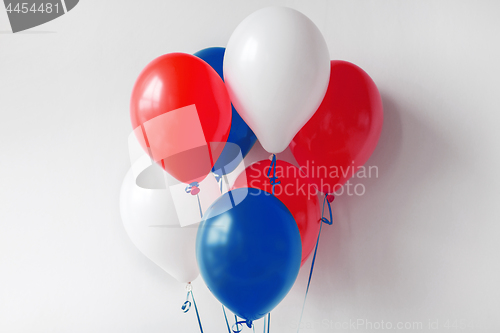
(321, 194, 334, 226)
(266, 313, 270, 333)
(214, 170, 231, 194)
(196, 194, 203, 218)
(181, 293, 191, 313)
(191, 290, 203, 333)
(184, 182, 203, 218)
(181, 289, 204, 333)
(223, 173, 231, 194)
(296, 194, 333, 333)
(222, 305, 232, 333)
(213, 172, 223, 193)
(267, 154, 280, 195)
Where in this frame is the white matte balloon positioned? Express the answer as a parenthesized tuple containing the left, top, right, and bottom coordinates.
(119, 164, 199, 283)
(224, 6, 330, 153)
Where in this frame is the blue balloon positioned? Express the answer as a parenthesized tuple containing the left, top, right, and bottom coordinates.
(196, 188, 302, 324)
(194, 47, 257, 176)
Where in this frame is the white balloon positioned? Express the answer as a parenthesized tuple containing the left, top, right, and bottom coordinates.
(224, 6, 330, 154)
(119, 164, 199, 283)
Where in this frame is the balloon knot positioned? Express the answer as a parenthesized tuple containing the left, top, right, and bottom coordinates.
(267, 154, 280, 195)
(320, 194, 334, 225)
(232, 320, 252, 332)
(185, 182, 200, 194)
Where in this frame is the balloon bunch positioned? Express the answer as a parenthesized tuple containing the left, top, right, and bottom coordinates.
(120, 6, 383, 333)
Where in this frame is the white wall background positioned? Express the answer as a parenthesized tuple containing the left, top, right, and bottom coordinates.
(1, 0, 500, 332)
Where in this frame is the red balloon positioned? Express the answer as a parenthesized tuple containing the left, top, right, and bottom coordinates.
(130, 53, 232, 184)
(290, 60, 383, 194)
(233, 160, 321, 266)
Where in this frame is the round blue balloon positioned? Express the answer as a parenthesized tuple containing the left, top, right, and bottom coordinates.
(196, 188, 302, 323)
(194, 47, 257, 176)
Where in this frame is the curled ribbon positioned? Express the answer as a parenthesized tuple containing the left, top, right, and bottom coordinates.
(223, 308, 269, 333)
(267, 154, 281, 195)
(232, 320, 253, 332)
(181, 300, 191, 313)
(181, 286, 204, 333)
(320, 194, 334, 225)
(181, 290, 192, 313)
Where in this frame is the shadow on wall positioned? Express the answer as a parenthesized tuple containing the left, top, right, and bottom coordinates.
(295, 91, 457, 317)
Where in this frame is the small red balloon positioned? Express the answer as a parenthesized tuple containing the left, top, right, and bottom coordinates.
(130, 53, 232, 184)
(233, 160, 321, 266)
(290, 60, 383, 194)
